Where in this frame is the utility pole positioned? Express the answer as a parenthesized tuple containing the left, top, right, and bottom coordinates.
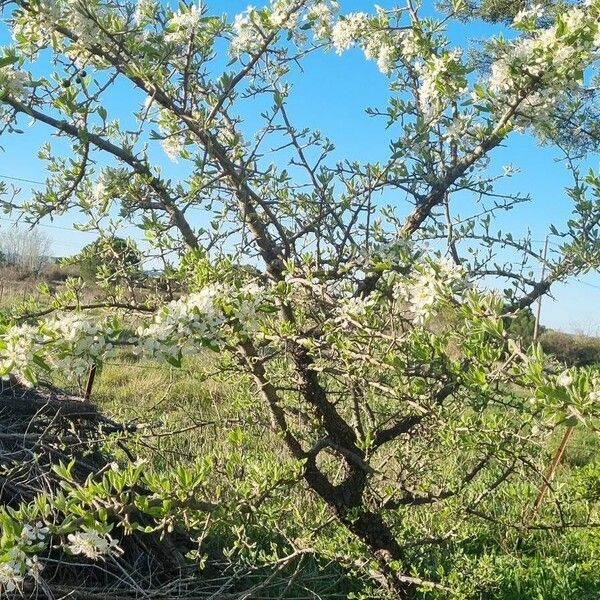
(533, 235, 549, 342)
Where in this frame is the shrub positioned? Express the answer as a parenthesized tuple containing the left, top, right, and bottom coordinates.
(540, 330, 600, 367)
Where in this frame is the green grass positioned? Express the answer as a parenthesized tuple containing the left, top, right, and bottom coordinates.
(87, 354, 286, 468)
(73, 354, 600, 599)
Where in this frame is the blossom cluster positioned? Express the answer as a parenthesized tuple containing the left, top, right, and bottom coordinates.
(11, 0, 62, 57)
(66, 531, 122, 560)
(157, 108, 187, 162)
(322, 2, 599, 120)
(513, 3, 545, 28)
(286, 248, 467, 330)
(415, 50, 467, 118)
(11, 0, 116, 68)
(0, 281, 272, 384)
(0, 66, 29, 100)
(335, 294, 376, 328)
(0, 550, 43, 593)
(330, 11, 400, 74)
(165, 3, 203, 43)
(305, 1, 339, 40)
(0, 522, 48, 593)
(484, 3, 600, 120)
(135, 285, 226, 360)
(161, 135, 185, 162)
(330, 12, 369, 54)
(136, 282, 271, 358)
(393, 257, 467, 324)
(229, 0, 340, 58)
(0, 323, 40, 378)
(0, 314, 118, 384)
(0, 521, 122, 593)
(45, 313, 118, 377)
(269, 0, 301, 29)
(230, 7, 264, 57)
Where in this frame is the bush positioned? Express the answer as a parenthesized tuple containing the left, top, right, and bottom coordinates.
(540, 330, 600, 367)
(77, 236, 143, 285)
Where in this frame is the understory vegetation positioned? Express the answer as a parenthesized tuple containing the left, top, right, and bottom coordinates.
(46, 350, 600, 599)
(2, 274, 600, 599)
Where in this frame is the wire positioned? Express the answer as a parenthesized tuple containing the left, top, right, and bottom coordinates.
(0, 216, 88, 233)
(578, 280, 600, 291)
(0, 174, 45, 186)
(0, 216, 141, 233)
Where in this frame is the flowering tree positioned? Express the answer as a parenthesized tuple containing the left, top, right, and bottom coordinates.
(2, 0, 600, 595)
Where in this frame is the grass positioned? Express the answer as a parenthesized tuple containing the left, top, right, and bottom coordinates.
(88, 357, 388, 598)
(70, 353, 600, 600)
(85, 354, 286, 468)
(2, 282, 600, 599)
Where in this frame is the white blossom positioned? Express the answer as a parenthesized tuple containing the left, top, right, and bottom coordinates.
(513, 4, 544, 26)
(394, 258, 466, 324)
(230, 8, 263, 57)
(70, 4, 103, 48)
(162, 135, 184, 162)
(0, 68, 29, 99)
(165, 3, 202, 43)
(443, 113, 474, 141)
(46, 313, 111, 359)
(362, 32, 396, 74)
(25, 556, 44, 581)
(562, 6, 587, 32)
(336, 295, 375, 327)
(11, 0, 62, 55)
(399, 29, 421, 61)
(416, 50, 466, 117)
(486, 3, 599, 121)
(136, 285, 226, 357)
(557, 370, 573, 387)
(331, 12, 369, 54)
(92, 180, 107, 204)
(269, 0, 298, 29)
(0, 324, 40, 381)
(20, 522, 49, 545)
(0, 560, 23, 593)
(305, 1, 338, 39)
(67, 531, 122, 560)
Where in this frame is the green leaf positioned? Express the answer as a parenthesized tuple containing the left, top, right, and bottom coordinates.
(0, 56, 17, 68)
(32, 354, 52, 372)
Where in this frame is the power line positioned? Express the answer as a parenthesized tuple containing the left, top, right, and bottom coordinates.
(0, 174, 45, 186)
(578, 280, 600, 291)
(0, 216, 141, 233)
(0, 216, 90, 233)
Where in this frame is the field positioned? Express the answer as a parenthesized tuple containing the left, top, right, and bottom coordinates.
(58, 353, 600, 599)
(2, 268, 600, 599)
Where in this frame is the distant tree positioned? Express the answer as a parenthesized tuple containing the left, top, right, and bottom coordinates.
(76, 236, 143, 290)
(0, 226, 51, 276)
(541, 329, 600, 367)
(507, 307, 537, 344)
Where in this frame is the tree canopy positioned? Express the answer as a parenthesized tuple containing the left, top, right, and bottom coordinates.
(1, 0, 600, 596)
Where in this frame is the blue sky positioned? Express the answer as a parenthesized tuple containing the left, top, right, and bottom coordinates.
(1, 1, 600, 332)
